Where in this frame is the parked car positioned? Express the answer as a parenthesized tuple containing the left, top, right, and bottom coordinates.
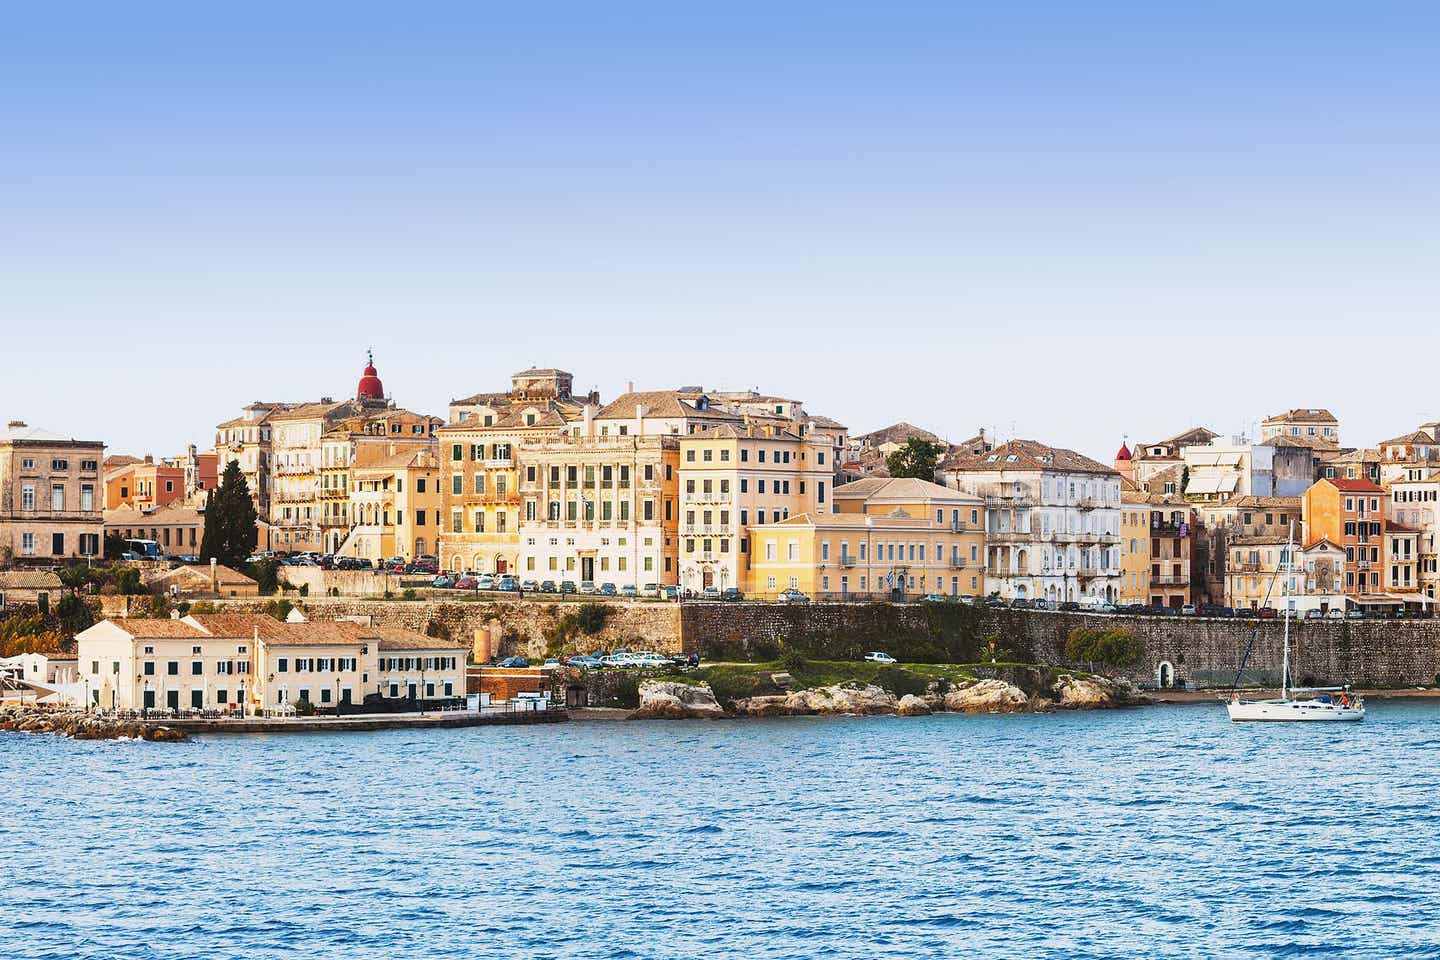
(1181, 604, 1197, 616)
(1059, 601, 1080, 612)
(495, 656, 530, 668)
(984, 596, 1006, 608)
(1096, 602, 1118, 614)
(778, 588, 810, 604)
(668, 653, 700, 667)
(520, 579, 539, 592)
(661, 585, 681, 601)
(542, 657, 561, 668)
(559, 580, 578, 595)
(620, 585, 638, 598)
(539, 580, 558, 593)
(600, 652, 635, 668)
(1345, 609, 1364, 619)
(919, 593, 947, 604)
(1258, 607, 1278, 619)
(721, 588, 743, 602)
(701, 586, 720, 600)
(598, 582, 618, 597)
(431, 574, 456, 589)
(632, 653, 672, 669)
(496, 575, 519, 592)
(864, 651, 898, 664)
(565, 654, 602, 669)
(641, 583, 661, 599)
(1010, 598, 1031, 609)
(578, 580, 598, 595)
(454, 576, 478, 590)
(1324, 608, 1345, 620)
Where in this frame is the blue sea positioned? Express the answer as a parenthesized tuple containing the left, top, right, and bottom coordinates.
(3, 702, 1439, 959)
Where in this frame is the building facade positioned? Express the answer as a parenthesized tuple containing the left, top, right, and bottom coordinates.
(1302, 478, 1386, 600)
(940, 439, 1122, 603)
(0, 421, 104, 563)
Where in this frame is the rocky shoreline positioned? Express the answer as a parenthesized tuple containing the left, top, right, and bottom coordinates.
(0, 706, 190, 742)
(628, 669, 1150, 720)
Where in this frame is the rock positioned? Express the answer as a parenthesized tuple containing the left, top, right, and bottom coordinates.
(785, 683, 897, 716)
(942, 679, 1033, 713)
(1051, 674, 1152, 709)
(628, 680, 727, 720)
(896, 694, 931, 717)
(145, 726, 189, 743)
(731, 695, 796, 717)
(0, 708, 189, 742)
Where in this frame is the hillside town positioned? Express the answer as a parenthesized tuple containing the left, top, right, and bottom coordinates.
(1, 355, 1434, 620)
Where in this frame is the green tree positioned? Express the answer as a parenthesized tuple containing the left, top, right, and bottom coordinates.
(200, 460, 258, 569)
(56, 593, 95, 635)
(885, 437, 946, 480)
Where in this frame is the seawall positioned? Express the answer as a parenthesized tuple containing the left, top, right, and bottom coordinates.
(125, 596, 1440, 689)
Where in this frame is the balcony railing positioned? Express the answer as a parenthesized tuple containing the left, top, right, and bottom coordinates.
(1151, 574, 1189, 586)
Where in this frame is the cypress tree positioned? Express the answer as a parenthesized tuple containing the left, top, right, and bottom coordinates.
(199, 461, 259, 568)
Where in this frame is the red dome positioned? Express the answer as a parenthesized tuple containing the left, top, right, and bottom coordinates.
(1115, 441, 1132, 461)
(357, 351, 384, 400)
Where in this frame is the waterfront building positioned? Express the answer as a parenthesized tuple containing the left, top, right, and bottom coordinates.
(342, 448, 443, 562)
(1302, 478, 1386, 600)
(747, 477, 986, 600)
(0, 421, 104, 564)
(436, 368, 586, 574)
(75, 614, 466, 713)
(1193, 495, 1300, 606)
(940, 439, 1122, 603)
(1384, 467, 1440, 603)
(1383, 521, 1425, 603)
(677, 422, 831, 595)
(1120, 491, 1194, 609)
(515, 432, 680, 589)
(214, 353, 440, 554)
(1117, 486, 1151, 604)
(1261, 408, 1339, 446)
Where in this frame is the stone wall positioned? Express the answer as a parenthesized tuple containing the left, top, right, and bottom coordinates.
(204, 596, 684, 660)
(96, 594, 1440, 689)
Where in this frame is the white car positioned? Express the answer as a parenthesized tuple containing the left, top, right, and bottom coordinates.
(632, 653, 672, 669)
(864, 651, 897, 664)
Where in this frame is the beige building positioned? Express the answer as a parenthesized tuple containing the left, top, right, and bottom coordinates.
(104, 502, 205, 558)
(437, 368, 585, 574)
(1261, 408, 1339, 446)
(1385, 467, 1440, 603)
(149, 562, 259, 598)
(677, 422, 832, 595)
(0, 570, 64, 613)
(341, 449, 443, 562)
(0, 421, 104, 563)
(75, 614, 466, 713)
(1118, 490, 1194, 609)
(748, 477, 986, 600)
(1193, 495, 1300, 605)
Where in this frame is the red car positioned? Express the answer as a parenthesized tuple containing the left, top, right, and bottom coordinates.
(454, 576, 478, 590)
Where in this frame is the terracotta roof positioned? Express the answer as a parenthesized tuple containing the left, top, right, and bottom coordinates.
(834, 477, 981, 503)
(0, 571, 63, 589)
(1382, 430, 1436, 447)
(373, 626, 466, 651)
(942, 438, 1118, 476)
(152, 564, 256, 587)
(595, 390, 742, 422)
(803, 415, 848, 430)
(1230, 534, 1292, 546)
(1267, 434, 1339, 450)
(104, 454, 143, 470)
(1387, 521, 1421, 534)
(106, 619, 210, 639)
(1263, 408, 1337, 424)
(185, 614, 370, 646)
(856, 422, 940, 446)
(1324, 478, 1384, 493)
(1218, 495, 1302, 509)
(1303, 535, 1344, 551)
(512, 367, 570, 377)
(266, 400, 358, 422)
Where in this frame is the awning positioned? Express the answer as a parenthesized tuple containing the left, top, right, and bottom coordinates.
(1354, 594, 1402, 606)
(1185, 476, 1223, 495)
(1386, 592, 1433, 607)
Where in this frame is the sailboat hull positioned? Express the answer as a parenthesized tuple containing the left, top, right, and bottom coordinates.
(1227, 699, 1364, 722)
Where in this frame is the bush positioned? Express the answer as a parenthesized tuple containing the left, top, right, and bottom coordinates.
(248, 559, 279, 595)
(294, 696, 316, 717)
(401, 589, 418, 601)
(1064, 627, 1142, 669)
(777, 645, 808, 673)
(873, 666, 928, 698)
(262, 598, 294, 621)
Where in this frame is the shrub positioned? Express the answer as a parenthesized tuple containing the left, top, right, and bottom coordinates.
(248, 559, 279, 595)
(573, 602, 609, 635)
(401, 588, 418, 601)
(1064, 627, 1142, 669)
(777, 645, 808, 673)
(873, 666, 928, 698)
(262, 598, 294, 621)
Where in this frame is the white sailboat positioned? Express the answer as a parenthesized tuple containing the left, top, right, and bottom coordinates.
(1226, 524, 1365, 722)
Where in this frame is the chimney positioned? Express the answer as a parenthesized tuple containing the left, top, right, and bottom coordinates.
(582, 403, 596, 437)
(210, 557, 219, 595)
(626, 380, 634, 394)
(6, 420, 25, 430)
(144, 454, 154, 464)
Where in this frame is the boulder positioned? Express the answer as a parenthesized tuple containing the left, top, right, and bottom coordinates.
(942, 679, 1033, 714)
(628, 680, 727, 720)
(1052, 674, 1152, 709)
(896, 694, 932, 717)
(731, 695, 796, 717)
(786, 684, 897, 715)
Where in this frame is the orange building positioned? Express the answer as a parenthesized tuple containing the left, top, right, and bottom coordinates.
(105, 450, 217, 511)
(1302, 478, 1385, 598)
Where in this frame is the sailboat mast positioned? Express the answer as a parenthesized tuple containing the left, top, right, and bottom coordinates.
(1280, 521, 1293, 701)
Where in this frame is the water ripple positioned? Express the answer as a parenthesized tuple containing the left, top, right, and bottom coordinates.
(3, 702, 1440, 958)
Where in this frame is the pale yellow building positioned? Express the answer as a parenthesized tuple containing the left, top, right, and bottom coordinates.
(677, 422, 832, 594)
(748, 477, 986, 600)
(342, 448, 444, 562)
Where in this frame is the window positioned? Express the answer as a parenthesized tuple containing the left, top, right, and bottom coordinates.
(50, 484, 65, 512)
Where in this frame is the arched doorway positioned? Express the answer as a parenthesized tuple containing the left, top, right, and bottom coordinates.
(1156, 661, 1175, 689)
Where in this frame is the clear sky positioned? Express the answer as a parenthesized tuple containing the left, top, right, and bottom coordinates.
(4, 2, 1438, 461)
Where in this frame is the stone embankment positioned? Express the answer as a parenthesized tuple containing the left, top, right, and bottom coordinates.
(0, 707, 189, 742)
(630, 671, 1150, 720)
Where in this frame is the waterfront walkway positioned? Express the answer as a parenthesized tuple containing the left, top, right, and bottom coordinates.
(157, 705, 568, 734)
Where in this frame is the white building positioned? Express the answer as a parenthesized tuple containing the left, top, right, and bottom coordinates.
(940, 439, 1122, 603)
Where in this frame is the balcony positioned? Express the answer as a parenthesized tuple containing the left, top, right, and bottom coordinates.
(985, 528, 1034, 543)
(948, 558, 973, 569)
(682, 525, 733, 537)
(1151, 573, 1189, 586)
(839, 557, 856, 568)
(1233, 561, 1262, 573)
(1076, 566, 1105, 579)
(1150, 523, 1186, 538)
(1074, 497, 1100, 511)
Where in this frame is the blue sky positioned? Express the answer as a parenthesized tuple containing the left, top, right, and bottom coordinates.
(4, 2, 1438, 459)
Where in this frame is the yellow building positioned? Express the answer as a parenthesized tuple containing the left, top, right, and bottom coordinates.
(748, 477, 986, 600)
(1118, 491, 1151, 604)
(677, 422, 832, 595)
(342, 449, 443, 562)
